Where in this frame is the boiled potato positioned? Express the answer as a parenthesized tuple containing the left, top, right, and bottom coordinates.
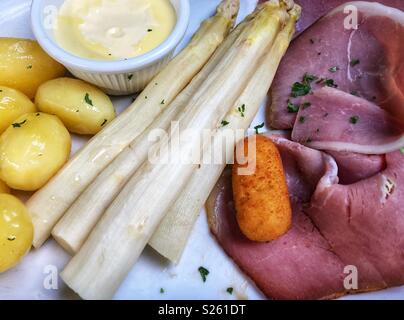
(0, 86, 37, 134)
(0, 179, 9, 194)
(0, 194, 33, 273)
(0, 112, 71, 191)
(0, 38, 66, 99)
(36, 78, 116, 135)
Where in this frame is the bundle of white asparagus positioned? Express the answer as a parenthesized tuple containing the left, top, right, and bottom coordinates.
(27, 0, 239, 248)
(58, 1, 300, 300)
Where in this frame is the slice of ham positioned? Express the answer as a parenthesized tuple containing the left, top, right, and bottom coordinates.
(260, 0, 404, 36)
(325, 151, 385, 185)
(207, 136, 404, 299)
(207, 137, 346, 300)
(291, 87, 404, 155)
(307, 150, 404, 290)
(267, 1, 404, 129)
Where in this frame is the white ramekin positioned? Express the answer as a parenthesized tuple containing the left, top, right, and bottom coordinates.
(31, 0, 190, 95)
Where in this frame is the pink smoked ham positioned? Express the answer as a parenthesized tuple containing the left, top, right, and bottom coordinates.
(307, 150, 404, 290)
(267, 1, 404, 129)
(207, 136, 404, 299)
(207, 137, 346, 300)
(291, 87, 404, 155)
(258, 0, 404, 36)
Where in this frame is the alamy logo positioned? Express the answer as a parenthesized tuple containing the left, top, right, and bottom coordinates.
(344, 5, 359, 30)
(43, 265, 59, 290)
(343, 265, 358, 290)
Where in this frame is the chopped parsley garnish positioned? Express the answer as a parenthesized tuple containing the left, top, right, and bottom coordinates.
(101, 119, 108, 127)
(0, 90, 2, 92)
(147, 29, 153, 32)
(84, 93, 93, 106)
(287, 100, 299, 113)
(76, 110, 80, 113)
(36, 113, 40, 116)
(299, 116, 306, 124)
(198, 266, 209, 282)
(254, 122, 265, 134)
(27, 65, 32, 69)
(160, 288, 165, 294)
(325, 79, 338, 88)
(12, 119, 27, 128)
(221, 120, 229, 127)
(350, 116, 359, 124)
(302, 102, 311, 109)
(400, 147, 404, 155)
(291, 73, 317, 97)
(7, 236, 16, 241)
(226, 287, 234, 295)
(328, 66, 339, 73)
(350, 91, 359, 96)
(145, 96, 148, 99)
(128, 74, 134, 80)
(238, 104, 246, 117)
(161, 99, 165, 105)
(350, 59, 360, 67)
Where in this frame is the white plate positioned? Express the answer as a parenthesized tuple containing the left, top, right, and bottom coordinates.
(0, 0, 402, 300)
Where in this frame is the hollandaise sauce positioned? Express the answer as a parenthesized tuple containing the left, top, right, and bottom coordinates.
(55, 0, 177, 60)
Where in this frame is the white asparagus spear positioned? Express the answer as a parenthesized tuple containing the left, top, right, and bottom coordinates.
(149, 5, 300, 263)
(52, 15, 251, 255)
(61, 3, 288, 300)
(27, 0, 240, 248)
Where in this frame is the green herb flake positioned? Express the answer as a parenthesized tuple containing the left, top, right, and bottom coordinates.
(226, 287, 234, 295)
(291, 73, 317, 97)
(350, 116, 359, 124)
(299, 116, 306, 124)
(325, 79, 338, 88)
(84, 93, 93, 106)
(128, 74, 134, 80)
(101, 119, 108, 127)
(0, 90, 3, 93)
(254, 122, 265, 134)
(350, 91, 359, 96)
(147, 29, 153, 32)
(76, 110, 79, 113)
(27, 65, 32, 69)
(287, 100, 299, 113)
(238, 104, 246, 117)
(221, 120, 229, 127)
(329, 66, 339, 73)
(161, 99, 165, 105)
(350, 59, 360, 67)
(7, 236, 16, 241)
(400, 147, 404, 155)
(302, 102, 311, 109)
(36, 113, 40, 116)
(198, 266, 209, 282)
(160, 288, 165, 294)
(12, 119, 27, 128)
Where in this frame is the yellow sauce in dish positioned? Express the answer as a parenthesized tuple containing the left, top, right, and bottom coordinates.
(54, 0, 176, 60)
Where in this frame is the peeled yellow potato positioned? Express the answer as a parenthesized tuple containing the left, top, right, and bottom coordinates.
(0, 179, 10, 194)
(0, 86, 37, 134)
(0, 38, 66, 99)
(0, 112, 71, 191)
(0, 194, 33, 273)
(36, 78, 116, 135)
